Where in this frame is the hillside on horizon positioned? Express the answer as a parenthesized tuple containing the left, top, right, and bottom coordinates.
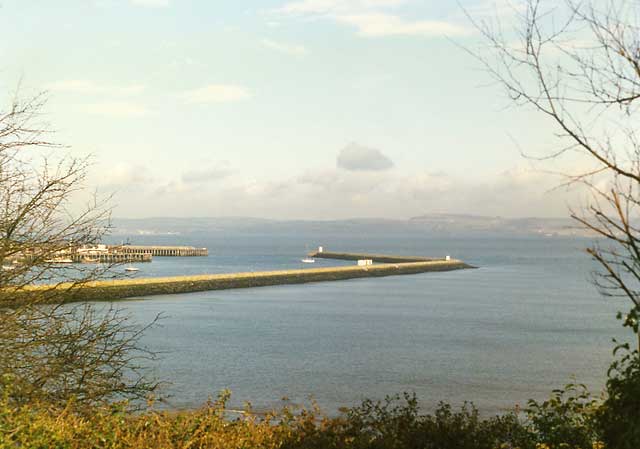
(109, 213, 591, 238)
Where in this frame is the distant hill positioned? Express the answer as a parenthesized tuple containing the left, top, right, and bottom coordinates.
(408, 213, 589, 236)
(109, 214, 593, 238)
(109, 217, 273, 235)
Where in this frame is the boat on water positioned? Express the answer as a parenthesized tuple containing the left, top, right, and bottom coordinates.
(301, 244, 316, 263)
(125, 265, 140, 272)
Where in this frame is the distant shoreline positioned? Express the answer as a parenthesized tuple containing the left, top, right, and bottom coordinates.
(109, 214, 595, 238)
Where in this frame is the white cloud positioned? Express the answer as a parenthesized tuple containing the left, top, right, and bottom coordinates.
(84, 102, 149, 117)
(108, 139, 577, 218)
(240, 166, 567, 219)
(279, 0, 470, 37)
(281, 0, 406, 15)
(98, 162, 152, 191)
(47, 80, 146, 96)
(462, 0, 526, 21)
(337, 13, 470, 37)
(102, 161, 580, 219)
(182, 162, 233, 184)
(180, 84, 252, 104)
(130, 0, 169, 7)
(337, 142, 394, 171)
(261, 38, 308, 55)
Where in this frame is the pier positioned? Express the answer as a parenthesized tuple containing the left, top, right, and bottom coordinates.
(71, 252, 152, 263)
(6, 250, 473, 303)
(112, 245, 209, 257)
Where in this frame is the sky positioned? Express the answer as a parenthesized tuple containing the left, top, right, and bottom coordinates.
(0, 0, 584, 219)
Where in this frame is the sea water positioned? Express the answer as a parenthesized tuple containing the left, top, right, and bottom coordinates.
(101, 228, 627, 414)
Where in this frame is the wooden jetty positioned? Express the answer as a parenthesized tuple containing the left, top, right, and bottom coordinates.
(110, 245, 209, 257)
(71, 252, 152, 263)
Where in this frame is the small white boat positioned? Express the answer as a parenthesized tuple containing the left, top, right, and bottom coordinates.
(301, 258, 315, 263)
(125, 265, 140, 272)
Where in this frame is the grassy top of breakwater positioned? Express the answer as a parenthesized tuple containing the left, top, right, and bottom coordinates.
(308, 251, 436, 263)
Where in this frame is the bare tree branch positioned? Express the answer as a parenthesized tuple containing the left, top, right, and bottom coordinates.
(0, 91, 159, 410)
(469, 0, 640, 350)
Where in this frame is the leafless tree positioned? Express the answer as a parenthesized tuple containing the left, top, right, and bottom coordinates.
(0, 91, 158, 409)
(467, 0, 640, 350)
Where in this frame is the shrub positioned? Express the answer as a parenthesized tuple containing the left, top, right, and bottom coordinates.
(280, 393, 534, 449)
(0, 390, 286, 449)
(525, 383, 600, 449)
(597, 349, 640, 449)
(0, 384, 630, 449)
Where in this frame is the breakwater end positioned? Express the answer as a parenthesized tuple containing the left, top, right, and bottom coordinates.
(8, 256, 474, 303)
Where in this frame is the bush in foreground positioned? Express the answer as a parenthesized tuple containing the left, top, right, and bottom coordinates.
(279, 394, 533, 449)
(5, 352, 640, 449)
(596, 349, 640, 449)
(0, 390, 286, 449)
(0, 387, 616, 449)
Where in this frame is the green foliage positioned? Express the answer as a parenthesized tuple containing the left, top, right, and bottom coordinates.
(0, 390, 286, 449)
(596, 350, 640, 449)
(290, 393, 533, 449)
(9, 363, 640, 449)
(615, 308, 639, 337)
(280, 391, 608, 449)
(0, 385, 621, 449)
(525, 384, 600, 449)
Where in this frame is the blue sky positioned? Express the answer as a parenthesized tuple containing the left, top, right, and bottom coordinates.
(0, 0, 578, 219)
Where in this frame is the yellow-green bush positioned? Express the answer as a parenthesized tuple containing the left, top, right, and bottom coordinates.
(7, 358, 639, 449)
(0, 391, 291, 449)
(0, 388, 612, 449)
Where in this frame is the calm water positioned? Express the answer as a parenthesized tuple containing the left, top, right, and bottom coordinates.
(101, 229, 627, 414)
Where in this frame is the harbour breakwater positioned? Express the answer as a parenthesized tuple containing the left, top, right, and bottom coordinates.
(5, 253, 474, 303)
(308, 251, 436, 263)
